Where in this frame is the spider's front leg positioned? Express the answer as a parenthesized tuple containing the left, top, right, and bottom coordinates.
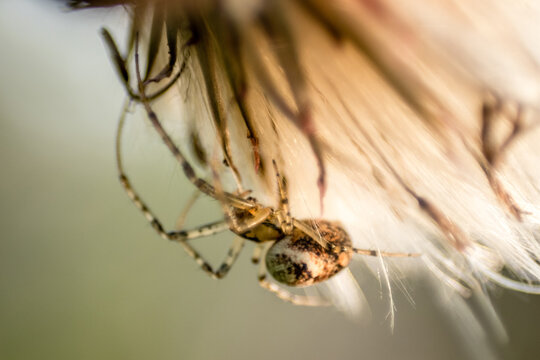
(101, 28, 186, 102)
(176, 232, 246, 279)
(272, 160, 293, 235)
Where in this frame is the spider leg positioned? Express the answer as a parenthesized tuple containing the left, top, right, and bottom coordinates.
(212, 236, 245, 278)
(180, 234, 246, 279)
(270, 160, 330, 249)
(233, 207, 273, 234)
(353, 248, 421, 258)
(214, 20, 262, 172)
(116, 102, 244, 279)
(251, 243, 265, 264)
(175, 189, 201, 230)
(205, 153, 273, 235)
(101, 28, 186, 102)
(272, 160, 293, 234)
(169, 221, 230, 241)
(253, 244, 330, 306)
(194, 25, 244, 190)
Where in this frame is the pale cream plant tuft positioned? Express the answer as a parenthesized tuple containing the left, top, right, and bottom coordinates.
(68, 0, 540, 356)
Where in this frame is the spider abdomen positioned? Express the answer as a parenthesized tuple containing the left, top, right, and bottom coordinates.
(265, 220, 352, 287)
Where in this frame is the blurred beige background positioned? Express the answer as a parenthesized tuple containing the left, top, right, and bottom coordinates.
(0, 1, 539, 359)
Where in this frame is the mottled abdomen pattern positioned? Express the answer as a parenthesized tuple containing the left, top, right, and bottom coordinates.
(265, 220, 352, 287)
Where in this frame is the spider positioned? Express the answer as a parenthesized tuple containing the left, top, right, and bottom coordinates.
(112, 35, 420, 306)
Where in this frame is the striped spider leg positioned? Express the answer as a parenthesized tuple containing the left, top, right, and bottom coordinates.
(116, 104, 247, 279)
(101, 28, 187, 103)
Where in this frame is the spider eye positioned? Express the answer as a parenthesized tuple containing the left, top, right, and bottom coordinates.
(265, 224, 352, 287)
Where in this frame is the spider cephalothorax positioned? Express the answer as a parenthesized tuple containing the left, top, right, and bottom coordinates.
(230, 205, 286, 243)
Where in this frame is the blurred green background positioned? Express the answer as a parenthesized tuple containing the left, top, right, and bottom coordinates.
(0, 1, 539, 359)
